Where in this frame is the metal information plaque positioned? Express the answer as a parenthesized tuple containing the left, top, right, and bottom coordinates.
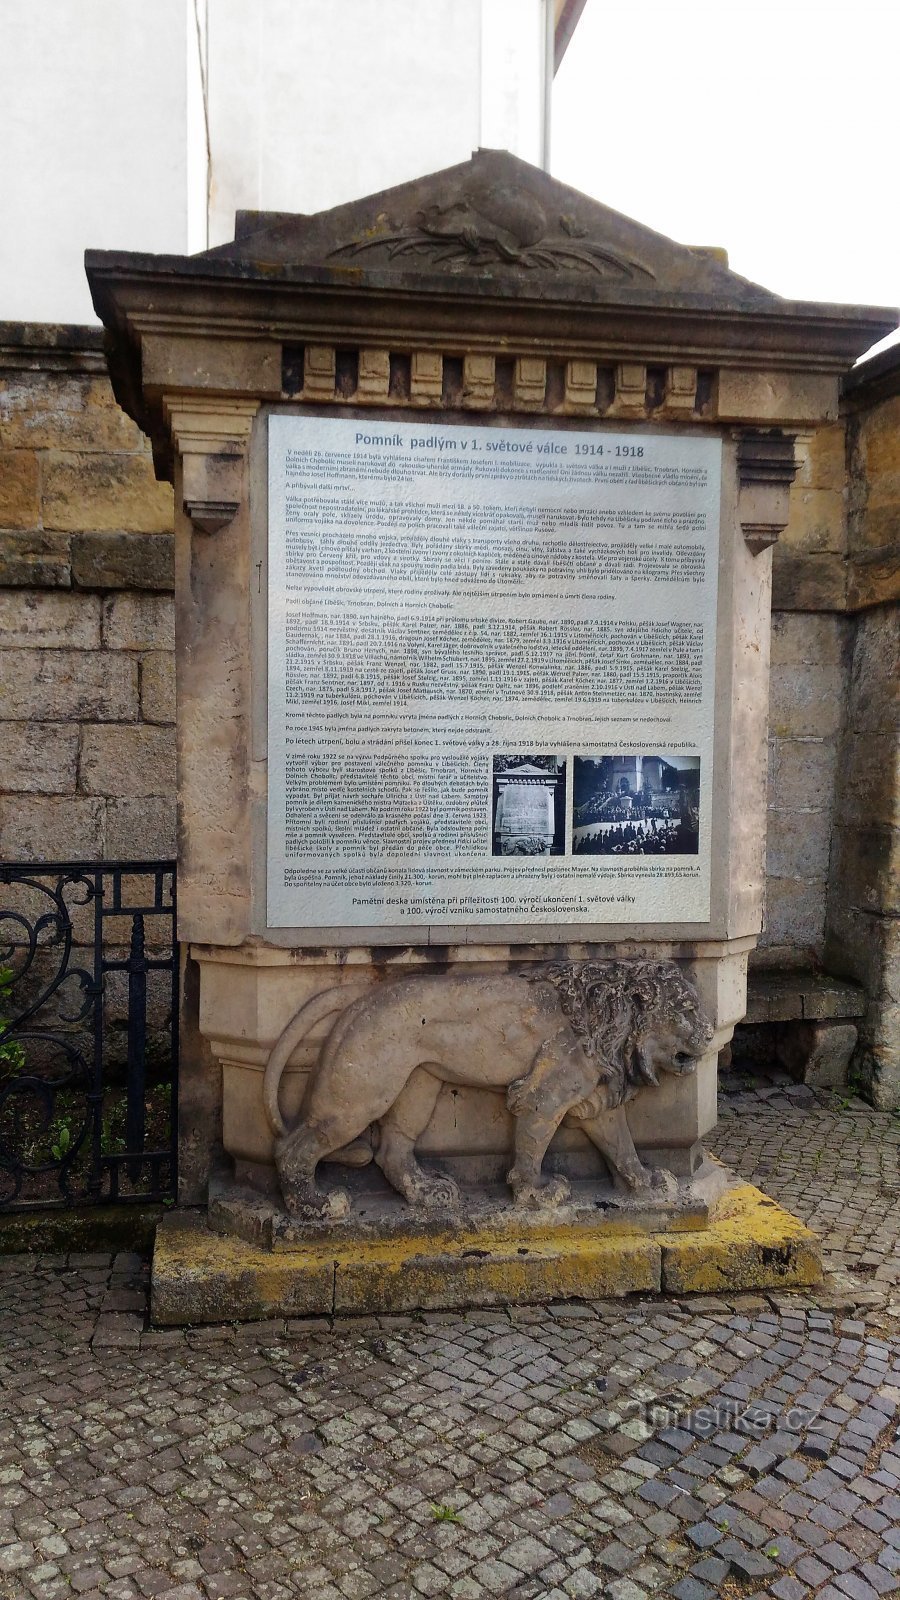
(266, 414, 721, 929)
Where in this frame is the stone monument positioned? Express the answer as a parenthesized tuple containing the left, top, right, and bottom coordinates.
(86, 151, 894, 1322)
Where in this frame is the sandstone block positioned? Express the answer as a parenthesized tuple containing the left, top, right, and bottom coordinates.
(770, 611, 846, 667)
(834, 732, 900, 831)
(777, 1019, 857, 1088)
(71, 531, 174, 591)
(844, 606, 899, 736)
(848, 550, 900, 610)
(103, 592, 174, 651)
(771, 550, 847, 611)
(716, 370, 837, 424)
(41, 451, 174, 534)
(0, 649, 138, 722)
(80, 724, 176, 798)
(0, 450, 40, 528)
(140, 652, 176, 723)
(794, 424, 845, 491)
(859, 394, 900, 477)
(782, 486, 845, 554)
(0, 795, 105, 860)
(0, 722, 79, 794)
(0, 374, 143, 452)
(849, 500, 900, 555)
(769, 663, 844, 738)
(827, 825, 900, 920)
(766, 807, 831, 880)
(0, 589, 100, 649)
(106, 797, 177, 858)
(773, 739, 838, 810)
(763, 877, 825, 953)
(0, 530, 71, 588)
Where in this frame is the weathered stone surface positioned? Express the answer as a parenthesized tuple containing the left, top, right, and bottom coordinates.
(0, 448, 39, 528)
(0, 372, 144, 451)
(154, 1175, 821, 1323)
(848, 548, 900, 609)
(773, 739, 838, 811)
(745, 969, 865, 1024)
(0, 794, 105, 858)
(782, 485, 845, 553)
(835, 730, 900, 830)
(105, 796, 176, 857)
(71, 530, 174, 590)
(0, 529, 71, 587)
(764, 878, 825, 952)
(767, 807, 831, 880)
(0, 648, 138, 721)
(777, 1019, 858, 1087)
(825, 596, 900, 1105)
(41, 450, 173, 533)
(857, 391, 900, 474)
(0, 588, 101, 648)
(659, 1185, 821, 1293)
(140, 650, 175, 723)
(80, 724, 176, 798)
(769, 663, 844, 738)
(850, 500, 900, 556)
(794, 422, 846, 491)
(771, 549, 847, 611)
(717, 370, 838, 424)
(770, 610, 846, 667)
(0, 722, 79, 794)
(102, 591, 174, 650)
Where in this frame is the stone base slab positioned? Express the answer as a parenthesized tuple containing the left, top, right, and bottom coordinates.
(151, 1182, 822, 1324)
(207, 1161, 726, 1252)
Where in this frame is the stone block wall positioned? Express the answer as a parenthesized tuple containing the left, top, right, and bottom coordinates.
(759, 424, 851, 966)
(0, 322, 897, 1099)
(824, 363, 900, 1105)
(0, 325, 176, 864)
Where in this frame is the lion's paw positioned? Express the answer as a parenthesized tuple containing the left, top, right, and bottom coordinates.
(414, 1174, 460, 1211)
(281, 1183, 351, 1222)
(511, 1174, 571, 1210)
(647, 1167, 678, 1200)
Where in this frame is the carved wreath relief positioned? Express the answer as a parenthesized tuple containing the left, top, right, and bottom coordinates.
(328, 182, 656, 281)
(263, 961, 713, 1221)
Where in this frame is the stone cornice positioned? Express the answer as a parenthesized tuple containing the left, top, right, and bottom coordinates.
(87, 255, 894, 375)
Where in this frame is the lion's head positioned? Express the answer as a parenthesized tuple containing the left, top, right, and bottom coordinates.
(533, 960, 713, 1117)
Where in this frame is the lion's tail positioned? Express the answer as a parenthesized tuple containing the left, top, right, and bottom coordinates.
(263, 982, 371, 1137)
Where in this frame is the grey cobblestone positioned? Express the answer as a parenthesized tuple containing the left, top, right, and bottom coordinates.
(1, 1087, 900, 1596)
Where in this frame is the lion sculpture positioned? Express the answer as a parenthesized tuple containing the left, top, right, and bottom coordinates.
(263, 960, 713, 1220)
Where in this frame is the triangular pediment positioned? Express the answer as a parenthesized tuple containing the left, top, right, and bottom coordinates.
(204, 148, 778, 304)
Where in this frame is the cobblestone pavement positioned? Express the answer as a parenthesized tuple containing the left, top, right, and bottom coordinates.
(2, 1087, 900, 1600)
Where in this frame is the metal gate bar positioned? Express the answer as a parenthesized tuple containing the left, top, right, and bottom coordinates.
(0, 860, 178, 1210)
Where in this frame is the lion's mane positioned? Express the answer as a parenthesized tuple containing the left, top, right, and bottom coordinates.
(530, 960, 709, 1116)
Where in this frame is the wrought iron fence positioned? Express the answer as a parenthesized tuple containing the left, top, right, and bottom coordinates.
(0, 860, 178, 1209)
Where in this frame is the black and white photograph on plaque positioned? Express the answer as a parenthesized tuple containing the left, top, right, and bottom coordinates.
(492, 757, 566, 857)
(572, 755, 701, 856)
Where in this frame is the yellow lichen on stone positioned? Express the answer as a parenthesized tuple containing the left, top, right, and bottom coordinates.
(151, 1182, 822, 1325)
(659, 1184, 822, 1294)
(335, 1232, 661, 1314)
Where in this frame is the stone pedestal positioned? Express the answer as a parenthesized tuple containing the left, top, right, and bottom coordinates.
(86, 151, 893, 1319)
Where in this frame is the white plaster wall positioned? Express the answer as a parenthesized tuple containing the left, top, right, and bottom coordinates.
(205, 0, 546, 247)
(0, 0, 197, 324)
(0, 0, 547, 321)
